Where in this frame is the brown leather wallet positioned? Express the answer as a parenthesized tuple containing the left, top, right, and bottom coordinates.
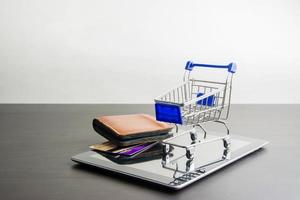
(93, 114, 173, 143)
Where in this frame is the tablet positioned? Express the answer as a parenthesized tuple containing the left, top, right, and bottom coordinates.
(71, 134, 268, 190)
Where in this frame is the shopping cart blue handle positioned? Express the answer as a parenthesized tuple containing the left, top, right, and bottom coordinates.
(185, 61, 237, 73)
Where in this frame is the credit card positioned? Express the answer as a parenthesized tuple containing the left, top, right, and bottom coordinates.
(116, 143, 152, 156)
(90, 141, 155, 156)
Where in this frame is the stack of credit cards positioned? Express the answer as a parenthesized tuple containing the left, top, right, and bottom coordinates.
(90, 141, 158, 157)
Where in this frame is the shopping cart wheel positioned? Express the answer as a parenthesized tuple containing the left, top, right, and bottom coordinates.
(163, 143, 170, 154)
(162, 154, 169, 165)
(186, 158, 195, 172)
(223, 137, 231, 148)
(222, 137, 231, 159)
(222, 149, 231, 160)
(190, 129, 198, 142)
(186, 147, 195, 159)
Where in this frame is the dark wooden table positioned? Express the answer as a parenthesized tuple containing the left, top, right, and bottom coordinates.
(0, 104, 299, 200)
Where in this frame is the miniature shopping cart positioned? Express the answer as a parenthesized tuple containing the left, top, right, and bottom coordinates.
(155, 61, 237, 164)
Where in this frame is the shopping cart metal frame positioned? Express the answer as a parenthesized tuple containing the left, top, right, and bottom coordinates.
(154, 61, 237, 164)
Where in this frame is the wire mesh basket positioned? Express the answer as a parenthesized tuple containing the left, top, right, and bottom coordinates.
(154, 61, 236, 126)
(154, 61, 237, 163)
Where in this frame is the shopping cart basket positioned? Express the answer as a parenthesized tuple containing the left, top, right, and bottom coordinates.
(154, 61, 237, 162)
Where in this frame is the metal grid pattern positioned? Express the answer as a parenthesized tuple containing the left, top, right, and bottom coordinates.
(155, 75, 233, 125)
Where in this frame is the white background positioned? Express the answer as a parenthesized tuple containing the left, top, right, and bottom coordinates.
(0, 0, 299, 104)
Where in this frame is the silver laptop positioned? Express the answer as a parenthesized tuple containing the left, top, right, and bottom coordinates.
(72, 133, 268, 190)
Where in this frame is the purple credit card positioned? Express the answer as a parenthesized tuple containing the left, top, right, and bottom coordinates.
(117, 143, 153, 156)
